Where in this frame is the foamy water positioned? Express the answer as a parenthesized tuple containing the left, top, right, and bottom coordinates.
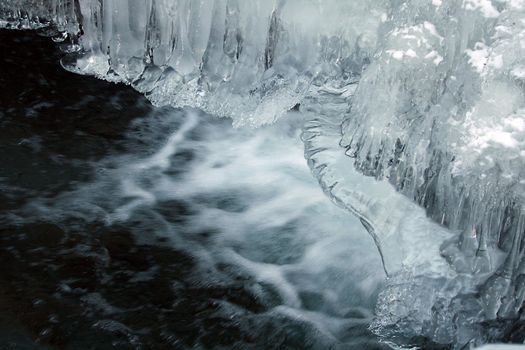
(14, 107, 387, 348)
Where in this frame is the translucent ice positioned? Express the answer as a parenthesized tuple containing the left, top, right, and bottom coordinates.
(1, 0, 386, 125)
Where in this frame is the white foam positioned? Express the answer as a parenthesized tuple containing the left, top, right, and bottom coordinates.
(23, 108, 386, 344)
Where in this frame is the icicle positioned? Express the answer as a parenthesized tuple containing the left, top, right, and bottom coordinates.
(481, 213, 525, 319)
(473, 227, 491, 274)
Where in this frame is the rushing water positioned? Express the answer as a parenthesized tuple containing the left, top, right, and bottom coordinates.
(0, 30, 392, 349)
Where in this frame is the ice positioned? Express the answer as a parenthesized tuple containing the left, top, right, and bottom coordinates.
(4, 0, 525, 348)
(339, 0, 525, 346)
(1, 0, 386, 126)
(0, 0, 78, 32)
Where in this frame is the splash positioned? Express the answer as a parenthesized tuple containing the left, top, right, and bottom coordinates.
(17, 108, 386, 348)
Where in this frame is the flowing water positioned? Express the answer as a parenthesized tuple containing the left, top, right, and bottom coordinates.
(0, 30, 390, 350)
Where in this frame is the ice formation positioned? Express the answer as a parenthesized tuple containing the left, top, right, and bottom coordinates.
(0, 0, 386, 125)
(3, 0, 525, 348)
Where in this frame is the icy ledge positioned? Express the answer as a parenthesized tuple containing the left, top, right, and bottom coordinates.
(300, 87, 521, 348)
(338, 2, 525, 346)
(0, 0, 385, 126)
(343, 0, 525, 254)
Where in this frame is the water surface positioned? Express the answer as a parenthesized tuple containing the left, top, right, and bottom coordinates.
(0, 30, 388, 350)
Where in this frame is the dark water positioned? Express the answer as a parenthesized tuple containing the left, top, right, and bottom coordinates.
(0, 30, 388, 349)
